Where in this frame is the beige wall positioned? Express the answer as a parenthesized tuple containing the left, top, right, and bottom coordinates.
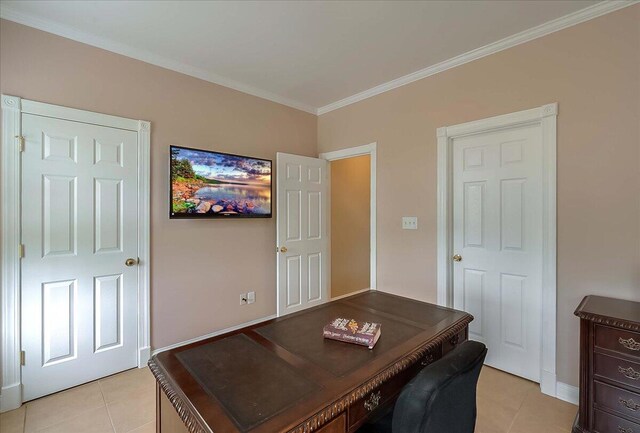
(0, 19, 317, 350)
(330, 155, 371, 298)
(1, 6, 638, 388)
(318, 7, 640, 387)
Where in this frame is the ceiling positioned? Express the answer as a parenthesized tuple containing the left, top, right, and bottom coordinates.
(0, 1, 625, 114)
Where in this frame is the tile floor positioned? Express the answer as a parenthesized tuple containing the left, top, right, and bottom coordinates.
(1, 365, 576, 433)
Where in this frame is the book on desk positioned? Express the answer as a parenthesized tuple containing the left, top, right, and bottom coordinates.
(323, 317, 382, 349)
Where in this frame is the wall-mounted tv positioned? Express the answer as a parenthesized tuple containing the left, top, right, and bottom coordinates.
(170, 145, 272, 218)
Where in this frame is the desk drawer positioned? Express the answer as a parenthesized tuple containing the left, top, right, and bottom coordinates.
(596, 352, 640, 391)
(595, 381, 640, 422)
(348, 348, 440, 429)
(442, 329, 467, 356)
(594, 409, 640, 433)
(596, 325, 640, 359)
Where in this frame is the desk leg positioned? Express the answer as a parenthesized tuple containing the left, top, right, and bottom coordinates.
(156, 384, 160, 433)
(157, 383, 190, 433)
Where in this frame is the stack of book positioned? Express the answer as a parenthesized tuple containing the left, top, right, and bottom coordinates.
(323, 317, 382, 349)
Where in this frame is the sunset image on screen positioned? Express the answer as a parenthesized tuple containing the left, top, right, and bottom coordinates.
(171, 146, 271, 217)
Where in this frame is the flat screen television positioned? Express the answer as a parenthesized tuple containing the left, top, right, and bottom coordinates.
(170, 145, 272, 218)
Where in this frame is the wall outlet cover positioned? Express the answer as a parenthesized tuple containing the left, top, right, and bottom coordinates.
(402, 216, 418, 230)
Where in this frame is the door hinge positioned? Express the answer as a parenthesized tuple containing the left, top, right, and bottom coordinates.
(20, 350, 25, 366)
(18, 244, 24, 258)
(15, 135, 25, 152)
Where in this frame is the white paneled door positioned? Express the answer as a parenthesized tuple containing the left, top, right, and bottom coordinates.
(452, 124, 543, 382)
(276, 153, 328, 316)
(21, 114, 139, 400)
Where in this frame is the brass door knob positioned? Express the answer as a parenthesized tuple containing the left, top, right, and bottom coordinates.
(280, 246, 288, 253)
(452, 254, 462, 262)
(125, 258, 138, 267)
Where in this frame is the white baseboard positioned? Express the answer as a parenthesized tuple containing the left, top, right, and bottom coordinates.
(539, 369, 557, 397)
(152, 314, 277, 356)
(330, 288, 372, 302)
(138, 346, 151, 368)
(0, 383, 21, 413)
(556, 381, 579, 405)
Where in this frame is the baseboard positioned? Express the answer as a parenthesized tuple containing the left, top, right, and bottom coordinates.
(0, 383, 21, 413)
(539, 369, 557, 397)
(330, 288, 372, 301)
(138, 346, 151, 368)
(556, 381, 579, 405)
(152, 314, 277, 356)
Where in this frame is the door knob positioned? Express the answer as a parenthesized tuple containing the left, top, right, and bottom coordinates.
(452, 254, 462, 262)
(125, 258, 138, 267)
(279, 246, 288, 253)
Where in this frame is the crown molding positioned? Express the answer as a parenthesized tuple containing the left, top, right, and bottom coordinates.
(0, 5, 318, 115)
(316, 0, 638, 115)
(1, 1, 635, 117)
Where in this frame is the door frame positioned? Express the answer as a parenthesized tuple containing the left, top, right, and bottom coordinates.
(320, 142, 377, 292)
(0, 95, 151, 412)
(436, 104, 557, 397)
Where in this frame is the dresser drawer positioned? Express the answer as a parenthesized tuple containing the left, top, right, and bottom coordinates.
(595, 381, 640, 421)
(596, 325, 640, 359)
(596, 352, 640, 391)
(595, 408, 640, 433)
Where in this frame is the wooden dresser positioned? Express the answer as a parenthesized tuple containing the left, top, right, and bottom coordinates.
(574, 296, 640, 433)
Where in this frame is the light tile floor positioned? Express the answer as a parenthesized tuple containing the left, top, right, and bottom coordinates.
(1, 365, 576, 433)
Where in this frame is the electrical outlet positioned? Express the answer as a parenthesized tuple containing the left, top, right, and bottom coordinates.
(247, 291, 256, 304)
(402, 216, 418, 230)
(240, 293, 248, 305)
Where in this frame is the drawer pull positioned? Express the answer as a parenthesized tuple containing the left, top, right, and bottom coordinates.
(619, 397, 640, 411)
(618, 427, 634, 433)
(449, 334, 460, 346)
(619, 337, 640, 351)
(421, 353, 435, 366)
(619, 366, 640, 380)
(364, 391, 381, 412)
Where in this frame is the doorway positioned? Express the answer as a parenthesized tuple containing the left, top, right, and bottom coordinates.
(1, 95, 151, 409)
(436, 104, 557, 396)
(329, 156, 371, 298)
(321, 143, 377, 299)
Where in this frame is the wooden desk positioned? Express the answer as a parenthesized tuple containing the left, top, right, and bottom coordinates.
(149, 291, 472, 433)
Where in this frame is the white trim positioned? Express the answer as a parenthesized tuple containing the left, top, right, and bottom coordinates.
(136, 120, 151, 368)
(0, 95, 151, 411)
(1, 95, 22, 413)
(556, 381, 579, 405)
(1, 2, 634, 117)
(0, 5, 317, 115)
(316, 1, 636, 115)
(320, 142, 377, 290)
(21, 100, 140, 131)
(329, 288, 372, 302)
(152, 314, 278, 356)
(436, 104, 558, 398)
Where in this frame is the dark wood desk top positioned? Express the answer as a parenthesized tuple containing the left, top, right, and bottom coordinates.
(575, 295, 640, 331)
(149, 290, 472, 433)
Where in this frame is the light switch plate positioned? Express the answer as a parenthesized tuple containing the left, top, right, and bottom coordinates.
(240, 293, 247, 305)
(247, 291, 256, 304)
(402, 216, 418, 230)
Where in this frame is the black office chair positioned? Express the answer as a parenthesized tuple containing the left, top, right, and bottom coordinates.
(359, 340, 487, 433)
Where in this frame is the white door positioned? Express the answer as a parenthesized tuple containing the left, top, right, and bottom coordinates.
(452, 124, 543, 382)
(276, 153, 328, 316)
(21, 113, 139, 400)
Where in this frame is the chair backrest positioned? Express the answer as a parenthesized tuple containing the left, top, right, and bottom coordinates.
(391, 340, 487, 433)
